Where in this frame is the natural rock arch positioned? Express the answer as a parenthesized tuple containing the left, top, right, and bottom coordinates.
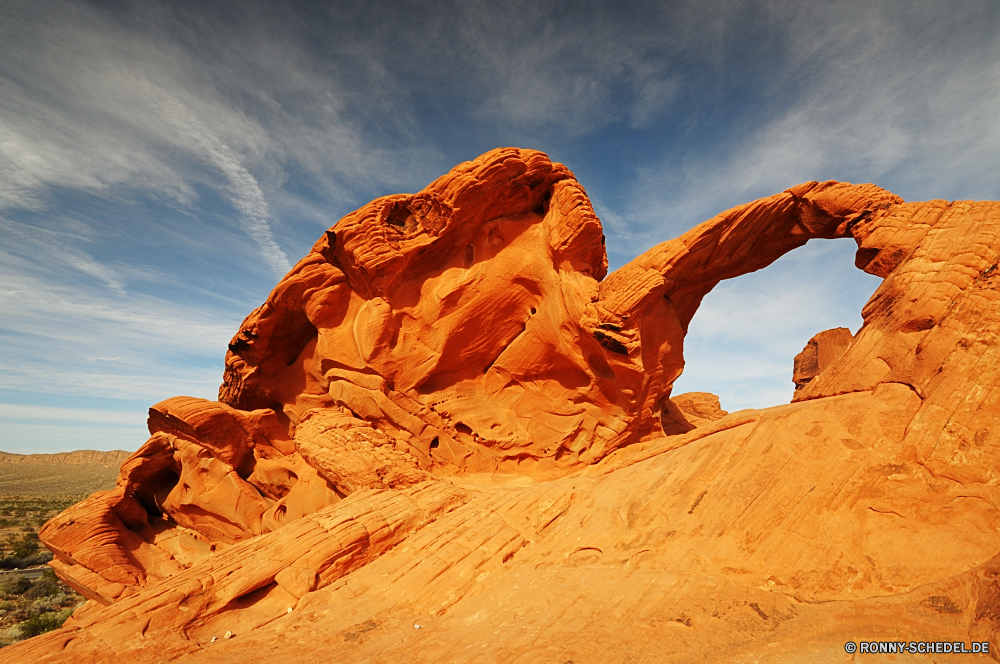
(24, 148, 1000, 664)
(217, 147, 900, 475)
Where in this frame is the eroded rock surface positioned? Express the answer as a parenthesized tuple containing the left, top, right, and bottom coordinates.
(10, 148, 1000, 663)
(792, 326, 855, 394)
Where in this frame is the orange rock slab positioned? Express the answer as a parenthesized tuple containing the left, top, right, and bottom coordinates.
(10, 148, 1000, 663)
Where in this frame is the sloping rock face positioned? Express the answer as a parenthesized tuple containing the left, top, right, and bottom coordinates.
(9, 148, 1000, 663)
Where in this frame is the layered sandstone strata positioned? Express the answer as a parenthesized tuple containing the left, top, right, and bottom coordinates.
(8, 148, 1000, 663)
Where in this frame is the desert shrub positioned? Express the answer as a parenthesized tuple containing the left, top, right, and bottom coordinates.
(18, 607, 73, 639)
(0, 532, 43, 562)
(0, 550, 53, 570)
(25, 577, 59, 599)
(0, 577, 31, 597)
(12, 540, 38, 559)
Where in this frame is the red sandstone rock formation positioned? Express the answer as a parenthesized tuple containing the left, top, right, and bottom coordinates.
(792, 327, 855, 394)
(9, 148, 1000, 663)
(672, 391, 729, 425)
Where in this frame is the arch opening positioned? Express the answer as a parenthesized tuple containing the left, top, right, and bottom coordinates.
(669, 239, 882, 412)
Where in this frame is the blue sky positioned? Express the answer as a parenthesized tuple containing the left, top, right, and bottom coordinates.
(1, 0, 999, 453)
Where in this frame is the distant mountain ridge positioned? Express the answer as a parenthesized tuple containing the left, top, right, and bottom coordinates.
(0, 450, 130, 495)
(0, 450, 130, 467)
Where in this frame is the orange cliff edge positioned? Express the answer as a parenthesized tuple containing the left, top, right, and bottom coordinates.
(9, 147, 1000, 663)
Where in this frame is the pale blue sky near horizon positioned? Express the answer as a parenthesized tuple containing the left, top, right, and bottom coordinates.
(1, 0, 998, 453)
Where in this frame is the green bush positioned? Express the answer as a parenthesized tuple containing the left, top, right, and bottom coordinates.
(12, 540, 38, 559)
(25, 577, 59, 599)
(0, 551, 53, 570)
(18, 607, 73, 639)
(0, 577, 31, 597)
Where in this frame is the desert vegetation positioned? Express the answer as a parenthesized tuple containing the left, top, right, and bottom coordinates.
(0, 496, 85, 646)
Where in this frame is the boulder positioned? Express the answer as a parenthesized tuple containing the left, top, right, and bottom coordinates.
(792, 327, 855, 394)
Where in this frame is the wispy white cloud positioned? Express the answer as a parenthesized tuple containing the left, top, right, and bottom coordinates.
(424, 1, 697, 134)
(0, 252, 236, 403)
(156, 92, 290, 275)
(0, 0, 441, 270)
(628, 76, 680, 129)
(628, 0, 1000, 236)
(0, 216, 128, 294)
(0, 404, 142, 426)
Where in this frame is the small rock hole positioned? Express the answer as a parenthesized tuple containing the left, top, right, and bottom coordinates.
(385, 200, 413, 228)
